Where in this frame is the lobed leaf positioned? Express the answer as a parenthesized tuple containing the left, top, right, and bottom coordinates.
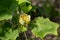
(31, 17, 59, 38)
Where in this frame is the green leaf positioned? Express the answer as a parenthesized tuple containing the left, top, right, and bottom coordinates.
(0, 21, 20, 40)
(31, 17, 59, 38)
(0, 10, 12, 21)
(0, 0, 18, 11)
(0, 20, 27, 40)
(21, 26, 27, 32)
(0, 0, 18, 21)
(21, 5, 32, 13)
(18, 0, 32, 13)
(18, 0, 27, 4)
(0, 29, 19, 40)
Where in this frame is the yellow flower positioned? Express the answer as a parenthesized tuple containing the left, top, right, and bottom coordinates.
(19, 13, 31, 26)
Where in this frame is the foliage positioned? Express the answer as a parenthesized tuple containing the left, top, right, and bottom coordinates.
(31, 17, 59, 38)
(0, 0, 60, 40)
(0, 20, 27, 40)
(0, 0, 18, 21)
